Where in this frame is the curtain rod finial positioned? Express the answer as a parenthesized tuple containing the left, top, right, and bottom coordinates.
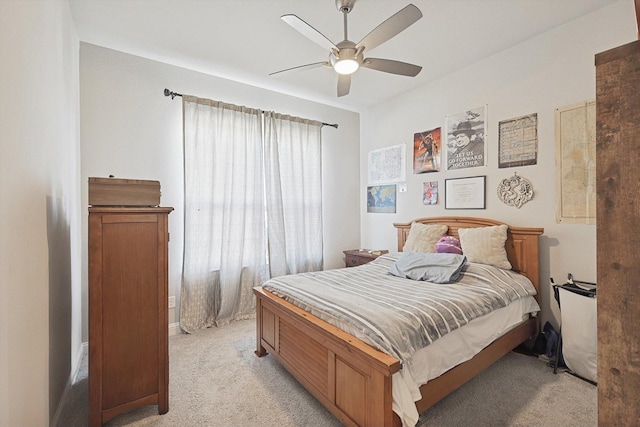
(164, 88, 180, 99)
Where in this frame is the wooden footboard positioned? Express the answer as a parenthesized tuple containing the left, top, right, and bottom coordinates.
(254, 286, 401, 427)
(255, 286, 537, 427)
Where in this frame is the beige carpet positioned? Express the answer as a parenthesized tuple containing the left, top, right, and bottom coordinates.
(56, 318, 596, 427)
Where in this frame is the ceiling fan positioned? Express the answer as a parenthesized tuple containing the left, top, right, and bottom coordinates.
(271, 0, 423, 97)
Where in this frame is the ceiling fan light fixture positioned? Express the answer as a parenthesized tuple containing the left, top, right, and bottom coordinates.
(334, 58, 359, 74)
(330, 44, 362, 75)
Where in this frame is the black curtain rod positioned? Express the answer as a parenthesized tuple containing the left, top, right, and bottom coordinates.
(164, 89, 339, 129)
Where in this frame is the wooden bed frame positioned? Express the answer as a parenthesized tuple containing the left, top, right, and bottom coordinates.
(254, 217, 543, 427)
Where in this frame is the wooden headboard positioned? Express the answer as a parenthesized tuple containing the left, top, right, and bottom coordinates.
(393, 216, 544, 294)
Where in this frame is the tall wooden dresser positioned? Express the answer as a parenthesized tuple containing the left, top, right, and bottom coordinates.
(88, 206, 173, 426)
(595, 39, 640, 425)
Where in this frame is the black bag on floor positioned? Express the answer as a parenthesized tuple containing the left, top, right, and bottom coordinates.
(533, 321, 565, 368)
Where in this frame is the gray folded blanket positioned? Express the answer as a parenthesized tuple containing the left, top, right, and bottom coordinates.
(388, 251, 467, 283)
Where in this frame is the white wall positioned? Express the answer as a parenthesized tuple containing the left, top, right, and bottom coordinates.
(359, 0, 636, 328)
(0, 0, 81, 425)
(79, 44, 361, 338)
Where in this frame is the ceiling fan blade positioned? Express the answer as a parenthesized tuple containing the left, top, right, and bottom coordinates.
(355, 4, 422, 53)
(362, 58, 422, 77)
(269, 61, 331, 76)
(281, 14, 338, 51)
(337, 74, 351, 97)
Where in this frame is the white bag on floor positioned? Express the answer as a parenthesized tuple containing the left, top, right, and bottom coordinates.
(558, 287, 597, 383)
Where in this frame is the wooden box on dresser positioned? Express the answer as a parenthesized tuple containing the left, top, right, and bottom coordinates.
(88, 206, 173, 426)
(595, 39, 640, 426)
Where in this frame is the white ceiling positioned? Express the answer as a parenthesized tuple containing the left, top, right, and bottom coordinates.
(69, 0, 618, 112)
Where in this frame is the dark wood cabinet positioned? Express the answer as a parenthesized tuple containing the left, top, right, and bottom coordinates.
(343, 249, 388, 267)
(595, 39, 640, 426)
(89, 207, 173, 426)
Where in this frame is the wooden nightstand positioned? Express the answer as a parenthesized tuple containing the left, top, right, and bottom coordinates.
(343, 249, 389, 267)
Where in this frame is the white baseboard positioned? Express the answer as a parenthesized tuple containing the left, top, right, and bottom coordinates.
(50, 379, 72, 427)
(51, 343, 87, 427)
(169, 322, 181, 336)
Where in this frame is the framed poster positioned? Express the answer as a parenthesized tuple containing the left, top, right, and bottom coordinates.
(367, 144, 406, 185)
(367, 185, 396, 213)
(498, 113, 538, 168)
(413, 128, 441, 173)
(445, 176, 486, 209)
(555, 101, 596, 224)
(423, 181, 438, 205)
(445, 106, 487, 170)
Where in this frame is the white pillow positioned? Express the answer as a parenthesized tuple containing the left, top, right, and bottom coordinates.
(458, 224, 512, 270)
(403, 222, 448, 253)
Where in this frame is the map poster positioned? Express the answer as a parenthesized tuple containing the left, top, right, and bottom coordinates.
(555, 101, 596, 224)
(413, 128, 441, 174)
(498, 113, 538, 168)
(367, 185, 396, 213)
(445, 106, 486, 171)
(368, 143, 406, 185)
(423, 181, 438, 205)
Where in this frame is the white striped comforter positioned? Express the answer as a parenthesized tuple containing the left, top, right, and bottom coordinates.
(261, 252, 537, 364)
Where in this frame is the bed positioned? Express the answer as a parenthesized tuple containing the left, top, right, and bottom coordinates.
(254, 216, 543, 427)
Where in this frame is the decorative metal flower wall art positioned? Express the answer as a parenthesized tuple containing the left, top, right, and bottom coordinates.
(497, 172, 533, 208)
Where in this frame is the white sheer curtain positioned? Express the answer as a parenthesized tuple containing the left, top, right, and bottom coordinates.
(264, 112, 323, 277)
(180, 96, 268, 332)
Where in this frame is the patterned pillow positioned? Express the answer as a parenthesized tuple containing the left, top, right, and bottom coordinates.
(403, 222, 448, 253)
(434, 235, 463, 255)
